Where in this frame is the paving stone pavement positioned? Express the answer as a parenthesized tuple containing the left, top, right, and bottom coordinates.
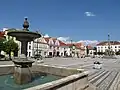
(1, 57, 120, 90)
(39, 57, 120, 90)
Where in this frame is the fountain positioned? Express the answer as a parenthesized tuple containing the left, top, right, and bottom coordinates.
(0, 18, 90, 90)
(7, 17, 41, 84)
(102, 34, 117, 59)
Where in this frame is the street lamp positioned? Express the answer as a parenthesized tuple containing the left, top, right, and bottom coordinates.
(108, 33, 111, 56)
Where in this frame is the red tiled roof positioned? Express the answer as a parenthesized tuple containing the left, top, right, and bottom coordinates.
(75, 43, 82, 49)
(66, 42, 85, 49)
(0, 31, 5, 38)
(87, 45, 94, 50)
(44, 37, 85, 48)
(97, 41, 120, 46)
(44, 37, 51, 43)
(44, 37, 67, 46)
(58, 40, 67, 46)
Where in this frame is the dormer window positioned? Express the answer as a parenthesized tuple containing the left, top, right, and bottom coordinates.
(55, 40, 60, 46)
(48, 39, 54, 45)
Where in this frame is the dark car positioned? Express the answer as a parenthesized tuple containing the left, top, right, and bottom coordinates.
(0, 54, 5, 58)
(94, 61, 101, 64)
(34, 54, 42, 60)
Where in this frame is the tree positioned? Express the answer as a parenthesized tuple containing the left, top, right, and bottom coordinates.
(86, 46, 89, 56)
(97, 52, 104, 55)
(93, 47, 97, 55)
(116, 50, 120, 55)
(3, 39, 19, 60)
(0, 38, 5, 54)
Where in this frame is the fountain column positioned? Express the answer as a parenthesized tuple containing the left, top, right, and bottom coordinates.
(21, 40, 28, 58)
(7, 17, 41, 84)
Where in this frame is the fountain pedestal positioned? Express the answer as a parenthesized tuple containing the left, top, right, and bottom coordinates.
(13, 60, 34, 84)
(7, 17, 41, 85)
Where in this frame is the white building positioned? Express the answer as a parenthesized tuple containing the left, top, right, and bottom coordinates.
(27, 37, 48, 57)
(96, 41, 120, 53)
(44, 37, 68, 57)
(27, 37, 69, 57)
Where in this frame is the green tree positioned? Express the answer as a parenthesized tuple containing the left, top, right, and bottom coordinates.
(116, 50, 120, 55)
(0, 38, 5, 54)
(86, 46, 89, 56)
(3, 39, 19, 60)
(93, 47, 97, 55)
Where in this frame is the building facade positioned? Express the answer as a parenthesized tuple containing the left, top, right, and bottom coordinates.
(96, 41, 120, 54)
(27, 37, 49, 57)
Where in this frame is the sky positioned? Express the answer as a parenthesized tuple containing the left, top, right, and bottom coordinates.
(0, 0, 120, 42)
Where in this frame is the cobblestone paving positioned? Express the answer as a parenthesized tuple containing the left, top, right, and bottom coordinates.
(40, 57, 120, 90)
(1, 57, 120, 89)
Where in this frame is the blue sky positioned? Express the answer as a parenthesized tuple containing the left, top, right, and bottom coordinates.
(0, 0, 120, 41)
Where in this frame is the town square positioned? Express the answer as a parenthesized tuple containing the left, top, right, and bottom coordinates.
(0, 0, 120, 90)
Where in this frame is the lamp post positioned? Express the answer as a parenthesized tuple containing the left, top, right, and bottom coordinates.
(36, 31, 39, 56)
(70, 40, 72, 57)
(108, 33, 111, 56)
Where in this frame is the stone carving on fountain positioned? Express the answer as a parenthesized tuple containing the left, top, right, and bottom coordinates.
(23, 17, 29, 31)
(7, 17, 41, 84)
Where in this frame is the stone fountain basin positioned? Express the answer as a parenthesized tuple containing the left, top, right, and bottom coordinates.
(0, 65, 89, 90)
(13, 60, 34, 67)
(7, 30, 41, 41)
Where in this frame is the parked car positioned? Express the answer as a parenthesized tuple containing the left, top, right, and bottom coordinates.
(93, 61, 102, 69)
(0, 54, 5, 58)
(0, 54, 11, 61)
(34, 54, 43, 60)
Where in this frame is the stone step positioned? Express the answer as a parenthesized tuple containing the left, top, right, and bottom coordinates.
(94, 71, 112, 87)
(97, 71, 118, 90)
(84, 83, 96, 90)
(88, 70, 101, 77)
(89, 71, 108, 84)
(88, 70, 105, 81)
(109, 72, 120, 90)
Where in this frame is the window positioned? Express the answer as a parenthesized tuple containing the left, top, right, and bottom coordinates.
(29, 46, 31, 50)
(115, 46, 117, 48)
(101, 50, 103, 52)
(29, 52, 31, 57)
(44, 52, 46, 55)
(29, 42, 31, 44)
(50, 46, 52, 49)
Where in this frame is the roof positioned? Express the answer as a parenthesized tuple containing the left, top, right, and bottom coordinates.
(44, 37, 67, 46)
(87, 45, 94, 50)
(44, 37, 86, 48)
(44, 37, 50, 43)
(58, 40, 67, 46)
(66, 42, 85, 49)
(97, 41, 120, 46)
(0, 31, 5, 38)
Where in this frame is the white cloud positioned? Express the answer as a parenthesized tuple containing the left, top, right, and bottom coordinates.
(57, 37, 70, 42)
(84, 12, 96, 16)
(44, 34, 49, 37)
(57, 37, 78, 44)
(77, 40, 99, 46)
